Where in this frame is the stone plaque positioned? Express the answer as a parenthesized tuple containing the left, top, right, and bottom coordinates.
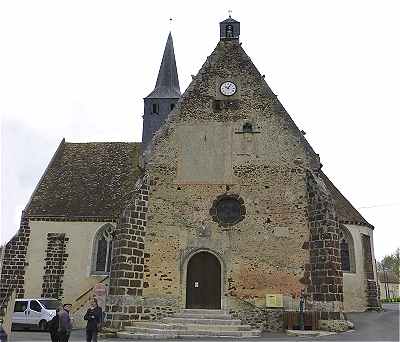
(266, 294, 283, 308)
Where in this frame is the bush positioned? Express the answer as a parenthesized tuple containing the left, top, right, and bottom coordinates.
(381, 297, 400, 303)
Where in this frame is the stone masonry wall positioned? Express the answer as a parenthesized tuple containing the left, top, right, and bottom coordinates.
(230, 307, 284, 332)
(0, 211, 30, 315)
(105, 175, 149, 329)
(361, 234, 380, 309)
(140, 39, 321, 315)
(304, 171, 344, 314)
(41, 232, 69, 299)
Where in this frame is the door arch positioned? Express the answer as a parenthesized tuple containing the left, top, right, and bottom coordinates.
(186, 251, 221, 309)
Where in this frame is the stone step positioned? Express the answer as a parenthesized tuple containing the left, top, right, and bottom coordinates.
(182, 309, 227, 314)
(126, 322, 254, 332)
(117, 331, 177, 339)
(120, 328, 260, 338)
(180, 334, 258, 339)
(163, 317, 242, 325)
(172, 312, 232, 319)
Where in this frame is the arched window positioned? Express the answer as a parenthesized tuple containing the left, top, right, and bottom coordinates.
(339, 226, 356, 273)
(340, 238, 350, 272)
(226, 25, 234, 38)
(92, 223, 115, 275)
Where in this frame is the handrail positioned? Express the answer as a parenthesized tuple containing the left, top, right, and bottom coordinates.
(74, 276, 109, 303)
(233, 296, 264, 313)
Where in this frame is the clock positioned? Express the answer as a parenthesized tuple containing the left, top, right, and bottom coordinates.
(220, 81, 237, 96)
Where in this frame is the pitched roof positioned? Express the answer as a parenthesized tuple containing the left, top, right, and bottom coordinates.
(26, 141, 141, 219)
(321, 172, 373, 228)
(146, 33, 181, 99)
(220, 17, 240, 24)
(378, 271, 400, 283)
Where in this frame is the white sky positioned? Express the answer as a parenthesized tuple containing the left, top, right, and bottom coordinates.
(1, 0, 399, 260)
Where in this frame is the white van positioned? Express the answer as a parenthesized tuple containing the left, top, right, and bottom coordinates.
(12, 298, 61, 331)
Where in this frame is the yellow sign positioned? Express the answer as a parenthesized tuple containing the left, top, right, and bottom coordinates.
(265, 294, 283, 308)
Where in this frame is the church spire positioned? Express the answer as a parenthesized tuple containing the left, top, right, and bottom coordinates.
(146, 32, 181, 98)
(142, 32, 181, 149)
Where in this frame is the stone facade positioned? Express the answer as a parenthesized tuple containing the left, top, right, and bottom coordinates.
(0, 211, 30, 315)
(1, 18, 381, 334)
(362, 234, 380, 309)
(304, 171, 343, 313)
(41, 232, 69, 299)
(110, 35, 347, 329)
(105, 175, 150, 329)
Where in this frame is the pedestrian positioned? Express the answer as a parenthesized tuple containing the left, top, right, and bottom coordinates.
(47, 306, 61, 342)
(58, 303, 73, 342)
(84, 298, 103, 342)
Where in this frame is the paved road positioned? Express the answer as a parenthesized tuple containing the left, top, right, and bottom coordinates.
(9, 304, 399, 341)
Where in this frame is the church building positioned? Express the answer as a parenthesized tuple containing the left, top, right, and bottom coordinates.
(0, 17, 380, 333)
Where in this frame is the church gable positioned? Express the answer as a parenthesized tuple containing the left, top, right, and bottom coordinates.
(148, 39, 320, 182)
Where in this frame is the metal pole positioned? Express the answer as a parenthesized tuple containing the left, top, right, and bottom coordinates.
(299, 289, 305, 331)
(384, 267, 390, 300)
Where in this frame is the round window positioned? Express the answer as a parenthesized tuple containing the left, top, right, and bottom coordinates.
(210, 194, 246, 227)
(216, 198, 241, 224)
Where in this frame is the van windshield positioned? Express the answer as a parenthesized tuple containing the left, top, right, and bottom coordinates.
(39, 299, 61, 310)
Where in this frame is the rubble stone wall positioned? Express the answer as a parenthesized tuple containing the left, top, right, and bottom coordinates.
(105, 175, 149, 329)
(140, 39, 328, 316)
(41, 232, 69, 299)
(0, 212, 30, 315)
(304, 171, 344, 313)
(362, 234, 380, 309)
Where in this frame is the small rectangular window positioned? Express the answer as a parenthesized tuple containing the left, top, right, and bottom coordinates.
(152, 103, 159, 114)
(170, 103, 175, 110)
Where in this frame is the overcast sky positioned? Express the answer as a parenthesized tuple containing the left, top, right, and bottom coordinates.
(1, 0, 399, 260)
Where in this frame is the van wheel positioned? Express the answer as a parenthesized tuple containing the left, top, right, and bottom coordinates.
(39, 320, 48, 331)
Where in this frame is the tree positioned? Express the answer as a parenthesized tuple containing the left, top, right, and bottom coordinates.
(377, 248, 400, 277)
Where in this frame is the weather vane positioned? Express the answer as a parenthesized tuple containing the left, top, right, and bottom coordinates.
(228, 9, 232, 18)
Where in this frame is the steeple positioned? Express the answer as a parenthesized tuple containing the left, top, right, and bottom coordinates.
(146, 33, 181, 98)
(142, 33, 181, 150)
(220, 15, 240, 40)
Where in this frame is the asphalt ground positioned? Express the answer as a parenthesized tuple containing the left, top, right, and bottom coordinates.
(8, 303, 399, 342)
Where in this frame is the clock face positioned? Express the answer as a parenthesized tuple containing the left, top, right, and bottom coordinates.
(220, 81, 237, 96)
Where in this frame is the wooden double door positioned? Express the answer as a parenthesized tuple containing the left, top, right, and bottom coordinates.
(186, 252, 221, 309)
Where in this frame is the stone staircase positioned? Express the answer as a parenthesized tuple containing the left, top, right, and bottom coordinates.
(117, 309, 261, 339)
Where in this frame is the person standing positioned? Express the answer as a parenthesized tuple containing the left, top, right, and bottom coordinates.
(47, 306, 61, 342)
(58, 304, 73, 342)
(84, 298, 103, 342)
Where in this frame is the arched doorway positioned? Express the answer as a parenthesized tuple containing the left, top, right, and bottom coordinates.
(186, 251, 221, 309)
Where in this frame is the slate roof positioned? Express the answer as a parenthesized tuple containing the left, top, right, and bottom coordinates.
(26, 140, 141, 219)
(220, 17, 240, 24)
(321, 172, 373, 228)
(146, 33, 181, 99)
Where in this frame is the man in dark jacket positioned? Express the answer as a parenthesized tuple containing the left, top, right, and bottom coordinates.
(84, 298, 103, 342)
(58, 304, 73, 342)
(47, 306, 61, 342)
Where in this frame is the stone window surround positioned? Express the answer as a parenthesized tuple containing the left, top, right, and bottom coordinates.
(339, 225, 356, 274)
(209, 193, 246, 227)
(90, 223, 116, 276)
(180, 248, 226, 310)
